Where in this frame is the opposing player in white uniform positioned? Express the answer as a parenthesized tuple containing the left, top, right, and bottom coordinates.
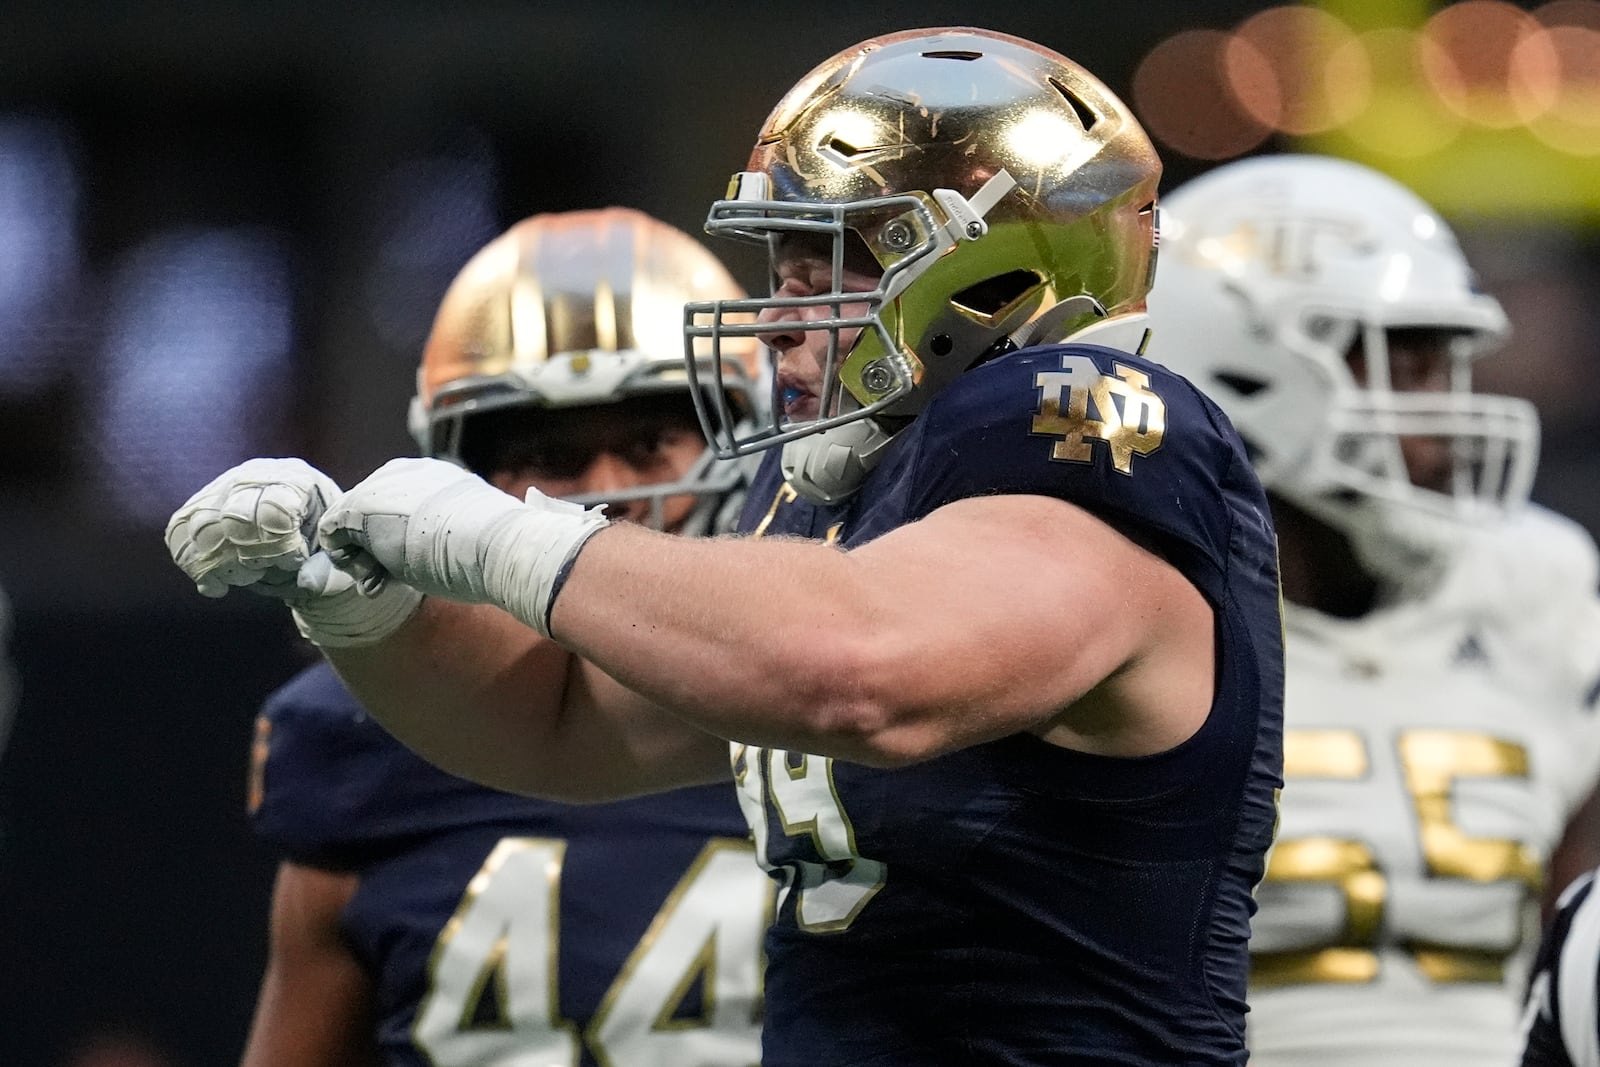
(1146, 154, 1600, 1066)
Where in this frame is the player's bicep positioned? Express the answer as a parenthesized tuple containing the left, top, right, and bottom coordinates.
(850, 493, 1213, 748)
(240, 862, 376, 1067)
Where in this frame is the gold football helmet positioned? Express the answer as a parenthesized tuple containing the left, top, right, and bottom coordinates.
(685, 26, 1162, 475)
(409, 207, 761, 528)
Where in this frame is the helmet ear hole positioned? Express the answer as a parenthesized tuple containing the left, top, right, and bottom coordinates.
(950, 269, 1046, 324)
(1213, 371, 1270, 399)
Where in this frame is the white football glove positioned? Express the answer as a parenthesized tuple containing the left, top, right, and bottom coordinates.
(318, 457, 610, 636)
(164, 458, 422, 647)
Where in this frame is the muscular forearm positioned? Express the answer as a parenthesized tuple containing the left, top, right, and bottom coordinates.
(547, 497, 1198, 766)
(314, 461, 1186, 768)
(551, 524, 910, 763)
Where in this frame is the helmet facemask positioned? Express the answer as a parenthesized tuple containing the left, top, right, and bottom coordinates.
(1271, 313, 1539, 585)
(685, 170, 1024, 460)
(416, 359, 758, 534)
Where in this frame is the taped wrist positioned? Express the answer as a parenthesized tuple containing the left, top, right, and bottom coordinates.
(480, 503, 610, 638)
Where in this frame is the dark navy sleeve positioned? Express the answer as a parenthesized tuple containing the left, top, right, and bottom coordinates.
(1522, 871, 1600, 1067)
(737, 450, 850, 540)
(876, 342, 1266, 604)
(249, 662, 543, 870)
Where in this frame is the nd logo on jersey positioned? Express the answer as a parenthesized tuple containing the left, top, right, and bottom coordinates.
(1031, 354, 1166, 474)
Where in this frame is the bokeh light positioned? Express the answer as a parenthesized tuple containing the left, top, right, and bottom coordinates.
(95, 228, 293, 523)
(0, 114, 81, 394)
(1338, 28, 1466, 158)
(1133, 30, 1273, 160)
(364, 142, 500, 353)
(1420, 1, 1561, 127)
(1523, 25, 1600, 154)
(1228, 6, 1370, 136)
(1127, 0, 1600, 172)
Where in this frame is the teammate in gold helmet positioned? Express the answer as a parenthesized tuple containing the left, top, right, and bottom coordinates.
(228, 208, 772, 1067)
(412, 206, 760, 533)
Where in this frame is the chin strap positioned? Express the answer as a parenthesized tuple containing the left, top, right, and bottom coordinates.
(780, 418, 896, 505)
(780, 310, 1158, 507)
(1011, 294, 1109, 351)
(1058, 311, 1153, 356)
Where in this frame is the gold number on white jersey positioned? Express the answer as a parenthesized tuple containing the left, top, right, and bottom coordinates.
(1398, 730, 1542, 982)
(733, 745, 887, 934)
(1254, 728, 1543, 987)
(412, 836, 772, 1066)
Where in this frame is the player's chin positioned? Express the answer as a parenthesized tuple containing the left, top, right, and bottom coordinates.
(1402, 437, 1453, 492)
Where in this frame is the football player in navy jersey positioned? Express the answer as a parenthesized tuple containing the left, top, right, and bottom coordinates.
(234, 207, 774, 1067)
(169, 28, 1285, 1066)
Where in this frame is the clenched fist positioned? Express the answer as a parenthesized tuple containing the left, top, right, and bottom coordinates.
(165, 458, 422, 646)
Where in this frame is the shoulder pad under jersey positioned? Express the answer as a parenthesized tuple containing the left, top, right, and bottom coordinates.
(890, 342, 1270, 599)
(1467, 505, 1600, 710)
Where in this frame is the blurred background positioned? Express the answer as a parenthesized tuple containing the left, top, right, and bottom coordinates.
(1, 1, 1597, 1063)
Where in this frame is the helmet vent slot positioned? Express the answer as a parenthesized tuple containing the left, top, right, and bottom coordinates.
(826, 135, 870, 158)
(921, 49, 982, 61)
(950, 269, 1045, 322)
(1213, 371, 1269, 398)
(1049, 77, 1099, 130)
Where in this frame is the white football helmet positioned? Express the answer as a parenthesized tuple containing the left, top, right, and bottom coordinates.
(408, 207, 762, 532)
(1146, 155, 1539, 584)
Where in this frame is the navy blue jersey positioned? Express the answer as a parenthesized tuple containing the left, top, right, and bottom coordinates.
(734, 343, 1284, 1066)
(252, 662, 772, 1067)
(1521, 871, 1600, 1067)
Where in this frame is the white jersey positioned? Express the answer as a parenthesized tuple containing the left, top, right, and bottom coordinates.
(1249, 506, 1600, 1066)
